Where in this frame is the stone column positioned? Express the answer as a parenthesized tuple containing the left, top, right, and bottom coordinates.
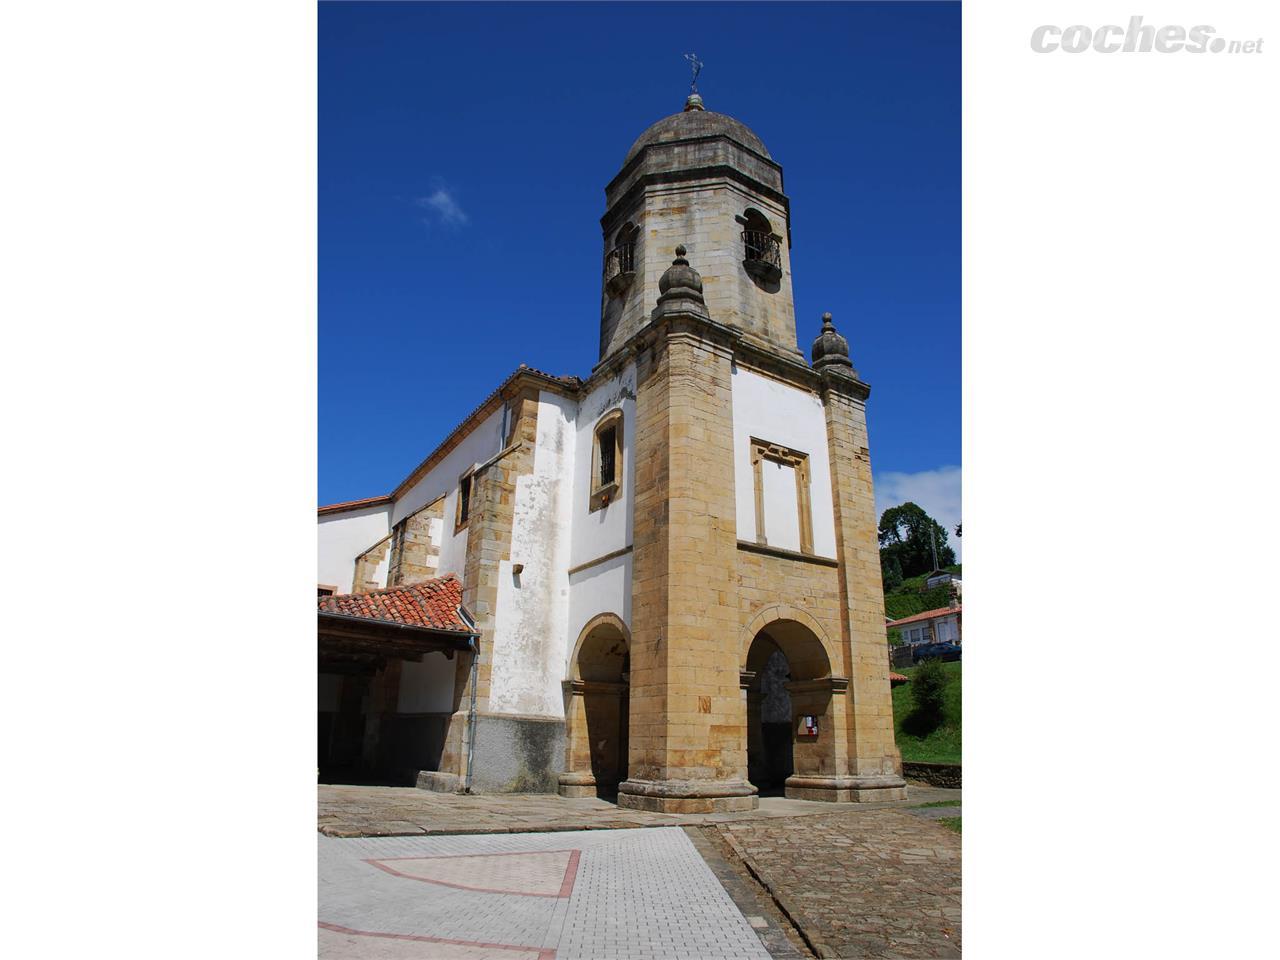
(820, 366, 907, 800)
(617, 288, 757, 812)
(558, 680, 596, 797)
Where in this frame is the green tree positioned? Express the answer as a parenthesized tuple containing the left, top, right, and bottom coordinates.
(878, 502, 956, 580)
(881, 554, 903, 591)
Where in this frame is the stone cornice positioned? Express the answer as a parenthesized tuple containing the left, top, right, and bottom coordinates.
(602, 163, 790, 236)
(736, 539, 839, 568)
(818, 366, 872, 401)
(733, 335, 821, 393)
(567, 544, 633, 577)
(605, 133, 783, 196)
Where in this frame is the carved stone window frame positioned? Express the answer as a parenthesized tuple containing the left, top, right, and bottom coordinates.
(750, 437, 814, 555)
(590, 409, 624, 513)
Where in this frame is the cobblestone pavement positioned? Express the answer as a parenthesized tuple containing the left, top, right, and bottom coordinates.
(717, 810, 962, 959)
(684, 826, 812, 959)
(320, 827, 772, 960)
(318, 784, 961, 837)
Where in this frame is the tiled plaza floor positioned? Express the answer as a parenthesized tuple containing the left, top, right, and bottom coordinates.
(320, 827, 772, 960)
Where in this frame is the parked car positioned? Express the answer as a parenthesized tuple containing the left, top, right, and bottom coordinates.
(912, 642, 962, 663)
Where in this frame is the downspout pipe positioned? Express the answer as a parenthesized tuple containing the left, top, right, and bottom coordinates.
(457, 605, 480, 794)
(465, 636, 478, 793)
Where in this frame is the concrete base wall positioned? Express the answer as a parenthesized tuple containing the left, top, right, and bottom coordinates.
(469, 714, 566, 794)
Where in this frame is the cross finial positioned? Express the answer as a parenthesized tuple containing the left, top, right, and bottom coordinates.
(683, 53, 703, 94)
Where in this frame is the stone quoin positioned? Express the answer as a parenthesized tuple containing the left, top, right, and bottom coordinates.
(318, 89, 906, 809)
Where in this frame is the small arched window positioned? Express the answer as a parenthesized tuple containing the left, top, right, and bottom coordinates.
(604, 223, 639, 297)
(737, 208, 782, 283)
(590, 409, 624, 511)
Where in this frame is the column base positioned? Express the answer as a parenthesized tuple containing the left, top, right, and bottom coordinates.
(557, 772, 598, 798)
(616, 778, 759, 814)
(784, 774, 908, 803)
(416, 770, 463, 793)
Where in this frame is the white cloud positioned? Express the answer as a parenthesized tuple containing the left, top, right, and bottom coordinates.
(416, 187, 468, 227)
(873, 464, 962, 561)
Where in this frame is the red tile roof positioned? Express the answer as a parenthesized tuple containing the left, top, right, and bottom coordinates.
(887, 605, 962, 627)
(889, 672, 909, 684)
(318, 495, 393, 516)
(317, 574, 475, 635)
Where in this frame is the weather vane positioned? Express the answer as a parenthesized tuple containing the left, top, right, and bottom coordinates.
(684, 53, 703, 94)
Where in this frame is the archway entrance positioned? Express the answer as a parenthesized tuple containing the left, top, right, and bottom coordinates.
(560, 616, 629, 799)
(744, 619, 834, 797)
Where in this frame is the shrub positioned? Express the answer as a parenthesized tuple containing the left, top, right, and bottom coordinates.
(887, 628, 904, 648)
(911, 659, 947, 722)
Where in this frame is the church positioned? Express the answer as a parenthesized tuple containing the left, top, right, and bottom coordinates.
(317, 88, 906, 812)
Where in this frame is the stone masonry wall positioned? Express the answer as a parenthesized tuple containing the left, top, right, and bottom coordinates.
(388, 497, 444, 587)
(602, 182, 797, 364)
(438, 386, 539, 786)
(821, 373, 902, 780)
(623, 318, 750, 812)
(351, 536, 391, 594)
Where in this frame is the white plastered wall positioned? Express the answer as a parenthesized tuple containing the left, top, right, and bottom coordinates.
(564, 364, 636, 678)
(760, 459, 802, 551)
(397, 652, 457, 713)
(731, 366, 837, 558)
(487, 391, 577, 719)
(567, 552, 633, 673)
(569, 364, 636, 568)
(317, 504, 392, 594)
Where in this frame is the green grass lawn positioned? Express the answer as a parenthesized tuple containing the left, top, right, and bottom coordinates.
(937, 816, 962, 833)
(891, 660, 961, 764)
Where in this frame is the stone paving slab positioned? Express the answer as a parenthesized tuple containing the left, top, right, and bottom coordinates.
(320, 827, 772, 960)
(318, 783, 961, 838)
(717, 810, 962, 959)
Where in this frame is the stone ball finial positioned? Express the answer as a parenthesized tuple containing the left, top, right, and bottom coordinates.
(653, 242, 708, 319)
(684, 92, 705, 112)
(811, 312, 855, 373)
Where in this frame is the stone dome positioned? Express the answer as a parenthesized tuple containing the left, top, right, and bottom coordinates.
(624, 106, 771, 166)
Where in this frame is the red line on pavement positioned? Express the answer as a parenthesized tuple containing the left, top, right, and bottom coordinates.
(319, 921, 554, 956)
(363, 848, 582, 898)
(557, 849, 581, 899)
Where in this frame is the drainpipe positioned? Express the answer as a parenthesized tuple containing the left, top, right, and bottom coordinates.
(465, 636, 478, 793)
(457, 605, 480, 794)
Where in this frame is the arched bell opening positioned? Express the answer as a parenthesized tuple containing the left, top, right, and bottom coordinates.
(560, 615, 630, 799)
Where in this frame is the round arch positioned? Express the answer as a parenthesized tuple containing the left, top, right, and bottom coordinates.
(568, 613, 630, 681)
(740, 604, 836, 679)
(560, 613, 631, 799)
(741, 606, 840, 796)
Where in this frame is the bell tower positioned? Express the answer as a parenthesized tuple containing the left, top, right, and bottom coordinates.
(598, 93, 799, 366)
(596, 88, 905, 814)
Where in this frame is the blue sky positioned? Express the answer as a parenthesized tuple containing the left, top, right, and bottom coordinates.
(320, 1, 960, 544)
